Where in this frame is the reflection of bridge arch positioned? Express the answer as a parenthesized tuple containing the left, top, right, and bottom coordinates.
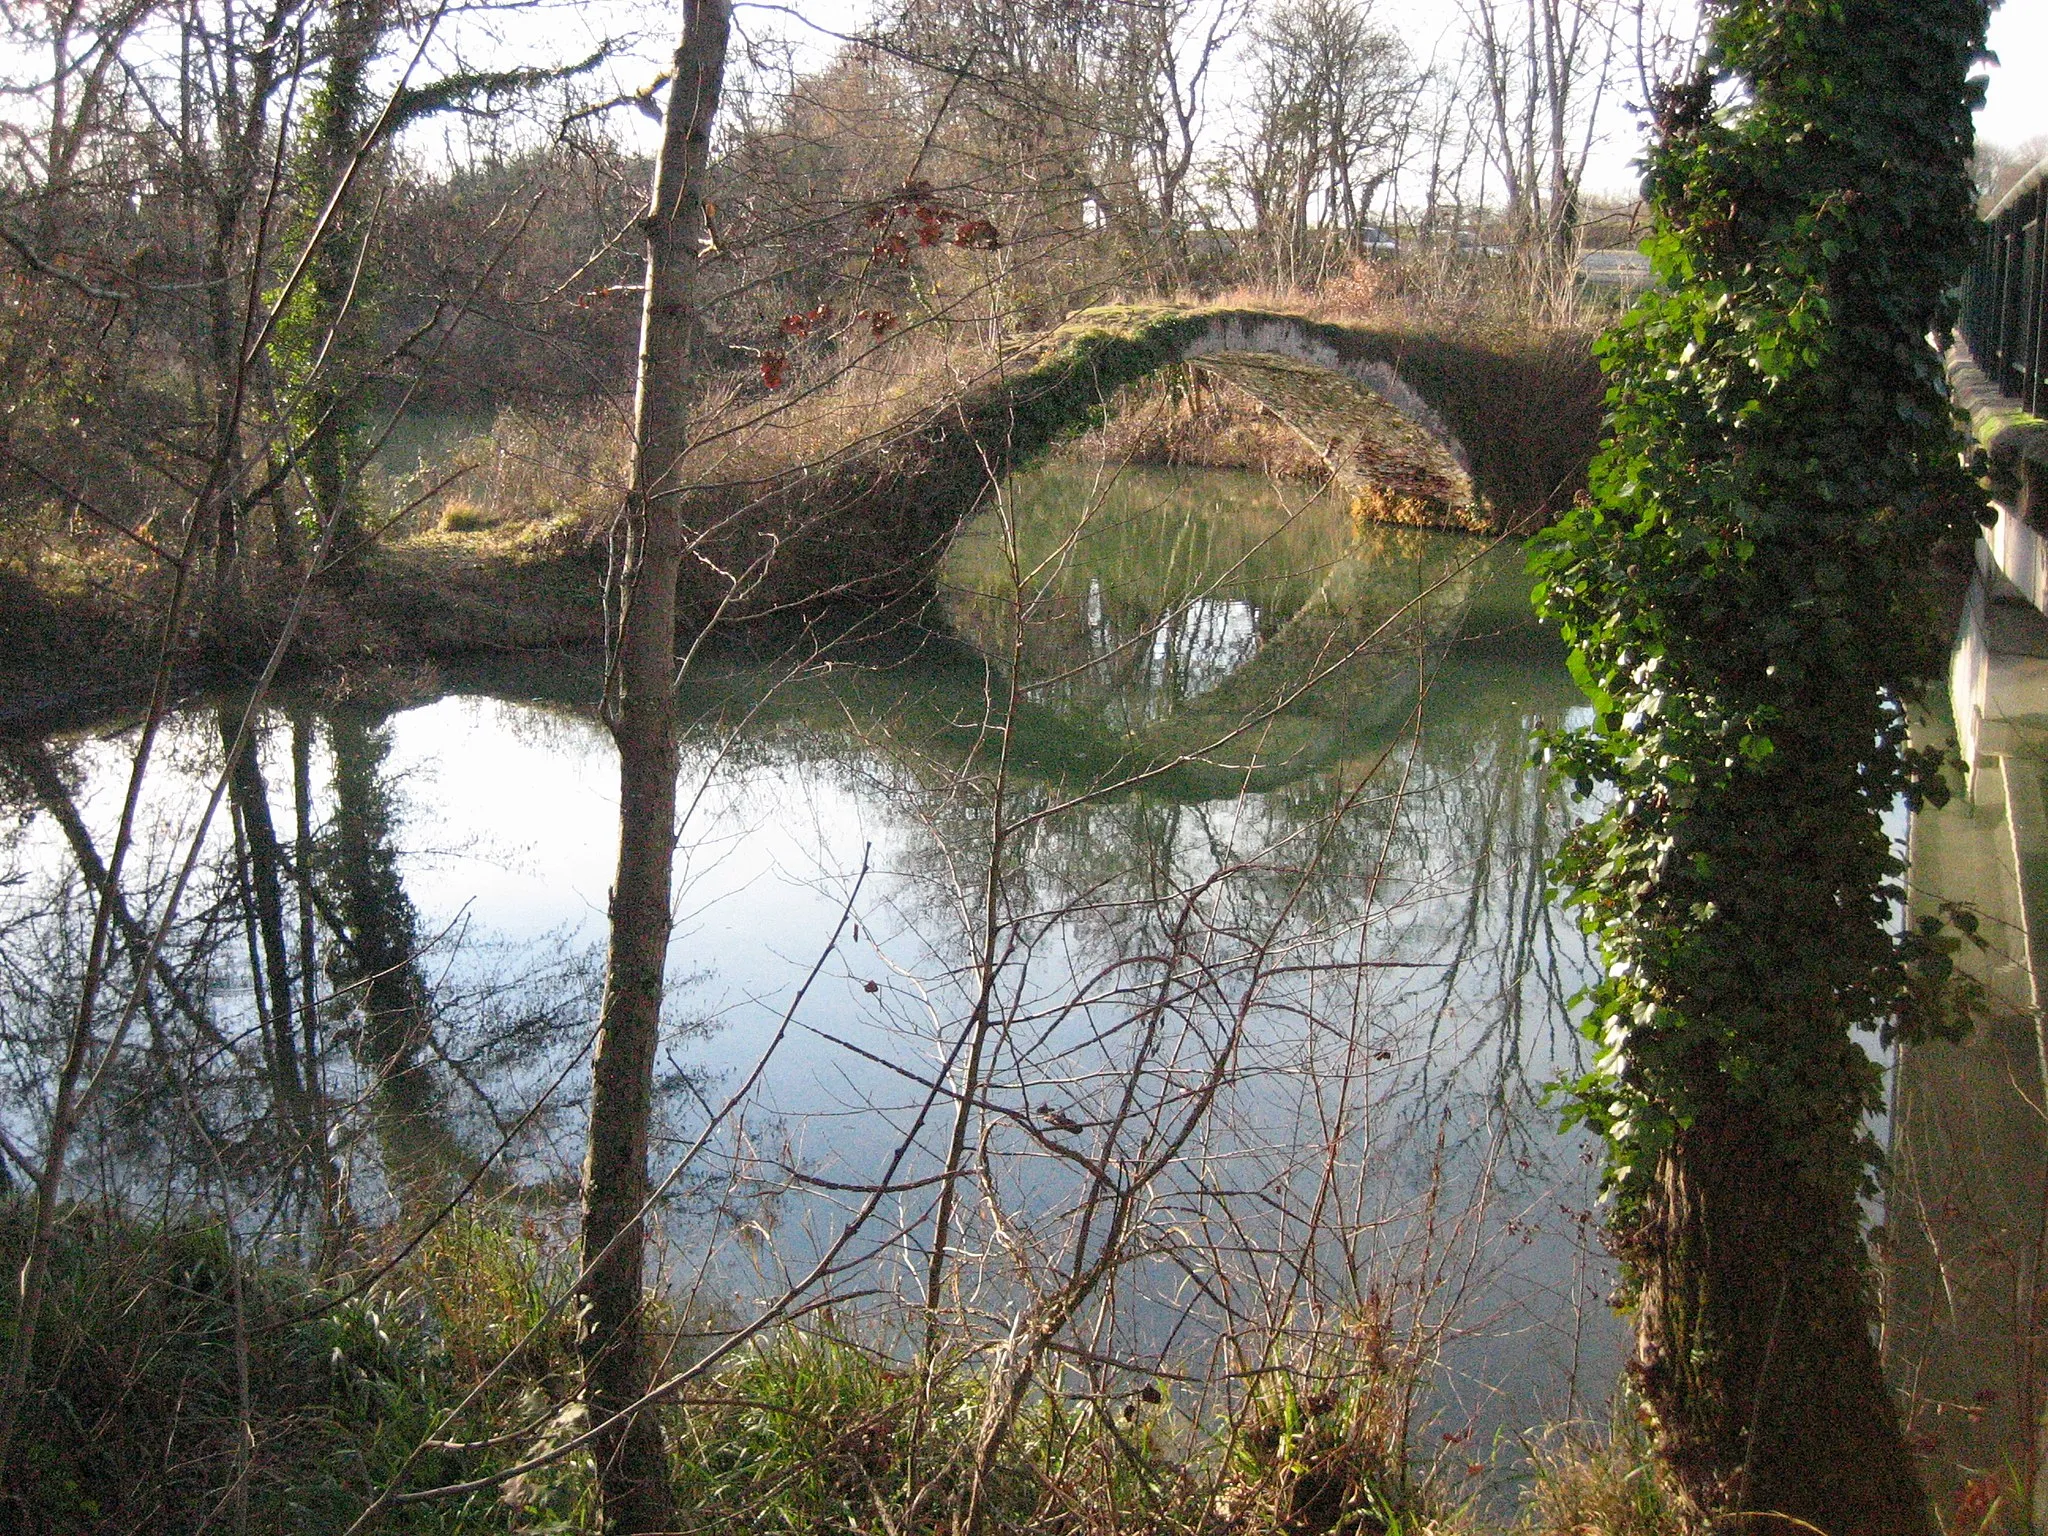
(1007, 532, 1497, 789)
(441, 529, 1567, 806)
(687, 305, 1600, 625)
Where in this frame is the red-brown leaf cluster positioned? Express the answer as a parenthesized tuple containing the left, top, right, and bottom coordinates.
(1956, 1474, 2002, 1525)
(860, 179, 1000, 264)
(780, 304, 833, 338)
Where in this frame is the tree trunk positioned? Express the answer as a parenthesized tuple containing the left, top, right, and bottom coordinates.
(577, 3, 727, 1530)
(1526, 2, 1991, 1530)
(193, 1, 289, 628)
(1632, 1100, 1935, 1534)
(295, 0, 386, 586)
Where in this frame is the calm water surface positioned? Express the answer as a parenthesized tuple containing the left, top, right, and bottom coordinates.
(0, 463, 1619, 1482)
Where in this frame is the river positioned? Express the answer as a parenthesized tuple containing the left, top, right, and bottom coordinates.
(0, 461, 1623, 1495)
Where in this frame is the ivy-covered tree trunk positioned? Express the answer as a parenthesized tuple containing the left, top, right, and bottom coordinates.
(281, 6, 587, 583)
(577, 2, 728, 1530)
(288, 0, 386, 586)
(1531, 4, 1991, 1532)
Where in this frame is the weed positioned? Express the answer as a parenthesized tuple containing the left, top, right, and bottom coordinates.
(1516, 1409, 1682, 1536)
(0, 1202, 532, 1531)
(2, 1198, 1686, 1535)
(437, 500, 496, 533)
(1216, 1336, 1441, 1536)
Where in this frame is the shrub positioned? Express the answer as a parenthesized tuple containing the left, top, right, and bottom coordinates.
(437, 499, 496, 533)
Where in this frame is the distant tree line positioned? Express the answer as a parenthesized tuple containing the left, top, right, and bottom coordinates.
(0, 0, 1681, 598)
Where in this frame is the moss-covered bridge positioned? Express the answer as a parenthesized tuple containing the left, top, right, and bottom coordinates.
(681, 305, 1602, 625)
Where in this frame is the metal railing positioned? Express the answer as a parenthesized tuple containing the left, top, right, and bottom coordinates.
(1963, 155, 2048, 416)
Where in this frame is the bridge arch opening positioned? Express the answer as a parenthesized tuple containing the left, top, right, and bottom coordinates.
(683, 304, 1601, 624)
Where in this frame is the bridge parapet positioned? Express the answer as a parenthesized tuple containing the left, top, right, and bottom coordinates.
(1944, 341, 2048, 776)
(1962, 152, 2048, 420)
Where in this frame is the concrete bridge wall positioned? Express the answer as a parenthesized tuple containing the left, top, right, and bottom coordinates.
(1888, 340, 2048, 1533)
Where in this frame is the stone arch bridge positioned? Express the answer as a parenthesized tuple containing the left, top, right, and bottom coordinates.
(680, 305, 1601, 625)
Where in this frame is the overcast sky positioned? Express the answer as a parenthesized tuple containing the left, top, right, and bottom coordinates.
(1979, 2, 2048, 154)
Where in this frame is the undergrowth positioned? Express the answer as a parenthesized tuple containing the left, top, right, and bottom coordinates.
(0, 1202, 1675, 1535)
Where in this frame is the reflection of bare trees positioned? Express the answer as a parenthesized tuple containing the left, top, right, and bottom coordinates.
(943, 465, 1486, 777)
(0, 737, 245, 1199)
(672, 460, 1611, 1517)
(0, 706, 600, 1243)
(5, 740, 217, 1045)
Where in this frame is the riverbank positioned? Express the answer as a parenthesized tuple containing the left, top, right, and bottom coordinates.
(0, 470, 1515, 740)
(0, 533, 608, 736)
(2, 1204, 1675, 1535)
(2, 303, 1599, 733)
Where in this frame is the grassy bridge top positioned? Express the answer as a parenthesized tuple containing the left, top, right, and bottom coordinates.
(681, 304, 1603, 626)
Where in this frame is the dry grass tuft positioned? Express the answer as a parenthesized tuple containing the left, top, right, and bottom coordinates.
(1517, 1417, 1683, 1536)
(1060, 373, 1332, 480)
(436, 498, 496, 532)
(424, 403, 629, 535)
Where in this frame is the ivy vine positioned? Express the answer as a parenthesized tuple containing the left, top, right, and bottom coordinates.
(1530, 0, 1991, 1220)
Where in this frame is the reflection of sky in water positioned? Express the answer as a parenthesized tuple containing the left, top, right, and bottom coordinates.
(381, 689, 1617, 1458)
(5, 698, 1616, 1480)
(1147, 596, 1262, 700)
(1078, 580, 1265, 719)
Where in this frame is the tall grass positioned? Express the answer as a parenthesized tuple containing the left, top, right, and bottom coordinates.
(1516, 1413, 1685, 1536)
(0, 1204, 515, 1532)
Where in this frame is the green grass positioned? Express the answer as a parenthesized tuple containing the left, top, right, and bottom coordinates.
(0, 1205, 523, 1532)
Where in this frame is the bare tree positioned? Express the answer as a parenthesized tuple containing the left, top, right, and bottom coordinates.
(577, 0, 730, 1528)
(1086, 0, 1247, 281)
(1227, 0, 1422, 285)
(1462, 0, 1619, 291)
